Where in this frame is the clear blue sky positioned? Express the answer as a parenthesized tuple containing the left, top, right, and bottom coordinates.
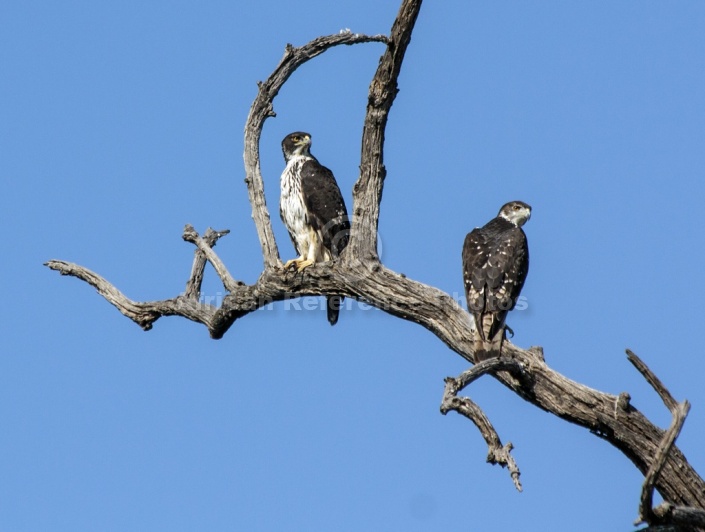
(2, 1, 705, 530)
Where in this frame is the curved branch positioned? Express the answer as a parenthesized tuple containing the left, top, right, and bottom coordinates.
(209, 263, 705, 507)
(45, 239, 705, 508)
(183, 227, 230, 299)
(46, 226, 229, 330)
(45, 260, 216, 330)
(47, 237, 705, 508)
(441, 358, 524, 491)
(627, 349, 678, 412)
(243, 31, 388, 269)
(638, 401, 690, 525)
(627, 349, 702, 526)
(183, 224, 239, 292)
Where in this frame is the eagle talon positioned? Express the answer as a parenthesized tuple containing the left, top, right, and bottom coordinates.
(295, 259, 314, 272)
(283, 259, 298, 270)
(283, 258, 314, 272)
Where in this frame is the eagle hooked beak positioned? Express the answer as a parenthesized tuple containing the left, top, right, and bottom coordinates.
(295, 134, 311, 155)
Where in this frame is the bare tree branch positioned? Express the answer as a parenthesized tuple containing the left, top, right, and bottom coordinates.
(441, 358, 525, 491)
(623, 349, 703, 530)
(182, 224, 240, 292)
(184, 227, 230, 299)
(350, 0, 423, 261)
(45, 260, 216, 330)
(652, 504, 705, 530)
(627, 348, 678, 412)
(497, 343, 705, 508)
(45, 226, 228, 330)
(638, 401, 690, 525)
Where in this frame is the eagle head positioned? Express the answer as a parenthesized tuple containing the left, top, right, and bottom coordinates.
(498, 200, 532, 227)
(282, 132, 312, 162)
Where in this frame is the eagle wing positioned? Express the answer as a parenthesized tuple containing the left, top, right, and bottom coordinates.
(463, 220, 529, 342)
(463, 227, 491, 327)
(300, 159, 350, 256)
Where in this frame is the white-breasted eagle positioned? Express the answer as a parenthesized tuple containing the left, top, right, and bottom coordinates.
(280, 132, 350, 325)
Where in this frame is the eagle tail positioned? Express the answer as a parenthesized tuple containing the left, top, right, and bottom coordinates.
(473, 313, 505, 362)
(326, 295, 343, 326)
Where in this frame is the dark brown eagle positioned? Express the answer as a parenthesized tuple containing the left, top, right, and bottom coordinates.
(462, 201, 531, 361)
(280, 132, 350, 325)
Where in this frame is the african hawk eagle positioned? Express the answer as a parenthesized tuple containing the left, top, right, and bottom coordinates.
(280, 131, 350, 325)
(462, 201, 531, 361)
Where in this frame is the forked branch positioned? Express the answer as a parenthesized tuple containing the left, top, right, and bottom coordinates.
(624, 349, 704, 531)
(45, 224, 232, 330)
(441, 358, 525, 491)
(183, 227, 232, 299)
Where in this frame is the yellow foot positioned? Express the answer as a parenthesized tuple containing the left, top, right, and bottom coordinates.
(295, 259, 314, 272)
(283, 258, 300, 270)
(283, 258, 315, 272)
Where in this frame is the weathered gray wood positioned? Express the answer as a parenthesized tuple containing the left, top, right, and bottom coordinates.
(350, 0, 422, 262)
(183, 226, 229, 300)
(637, 401, 690, 525)
(441, 358, 525, 491)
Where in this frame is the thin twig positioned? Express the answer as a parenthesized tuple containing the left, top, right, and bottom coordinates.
(626, 349, 678, 412)
(627, 350, 696, 528)
(44, 260, 215, 330)
(638, 401, 691, 525)
(184, 226, 231, 299)
(182, 225, 239, 292)
(450, 357, 525, 392)
(441, 357, 524, 491)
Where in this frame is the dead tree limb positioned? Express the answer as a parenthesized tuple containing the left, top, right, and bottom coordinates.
(621, 349, 704, 531)
(651, 505, 705, 531)
(45, 259, 215, 330)
(183, 227, 231, 299)
(45, 0, 705, 521)
(638, 401, 691, 526)
(441, 358, 525, 491)
(350, 0, 422, 261)
(627, 349, 678, 412)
